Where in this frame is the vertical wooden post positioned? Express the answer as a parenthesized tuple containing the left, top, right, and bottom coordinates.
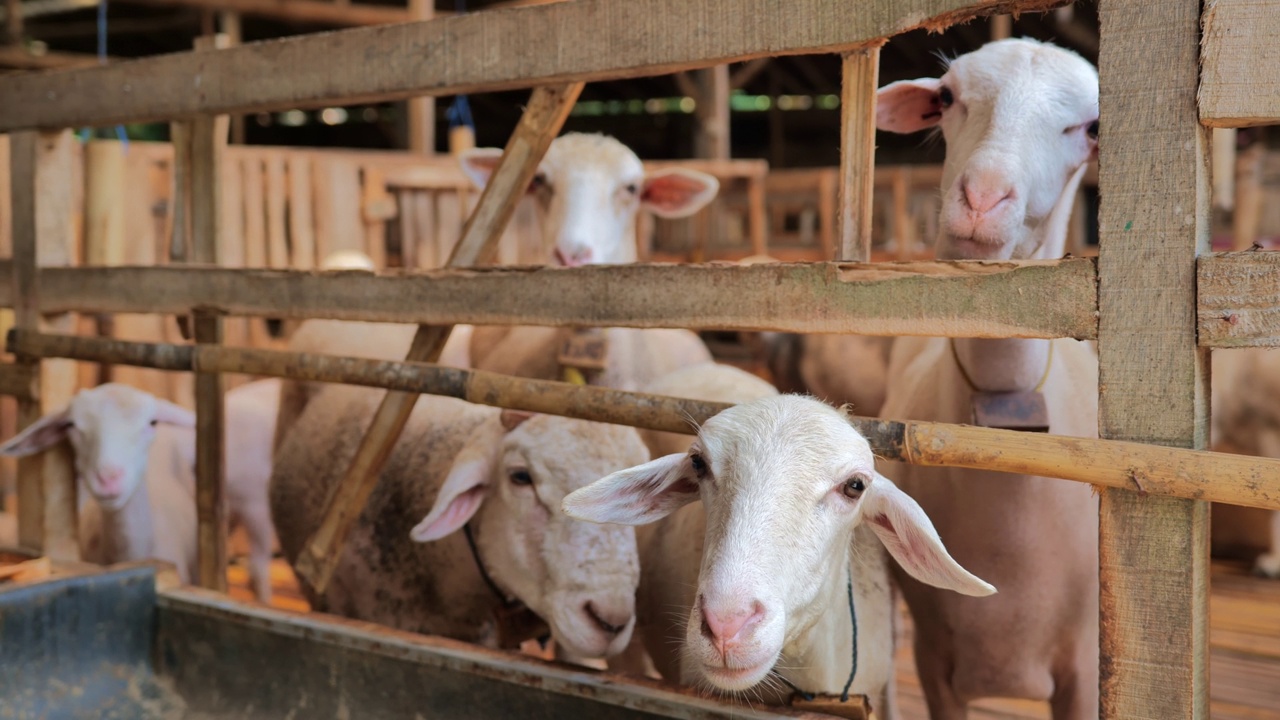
(218, 11, 245, 145)
(9, 130, 78, 562)
(407, 0, 435, 154)
(693, 66, 730, 160)
(293, 82, 585, 594)
(190, 34, 229, 592)
(4, 0, 21, 46)
(1096, 2, 1208, 719)
(837, 44, 881, 262)
(990, 14, 1012, 41)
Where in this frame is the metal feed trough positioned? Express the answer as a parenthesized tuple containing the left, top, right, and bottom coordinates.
(0, 560, 859, 720)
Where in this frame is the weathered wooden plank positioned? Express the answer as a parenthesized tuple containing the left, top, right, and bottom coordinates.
(265, 153, 289, 269)
(837, 44, 881, 262)
(12, 328, 1280, 513)
(1097, 2, 1210, 719)
(1198, 252, 1280, 347)
(292, 82, 584, 594)
(0, 0, 1068, 132)
(8, 130, 79, 562)
(1200, 0, 1280, 128)
(0, 259, 1101, 339)
(193, 311, 227, 592)
(241, 157, 267, 268)
(287, 155, 316, 270)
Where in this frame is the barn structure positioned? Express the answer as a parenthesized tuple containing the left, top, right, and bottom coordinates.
(0, 0, 1278, 718)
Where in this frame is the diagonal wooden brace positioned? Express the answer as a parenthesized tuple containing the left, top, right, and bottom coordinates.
(292, 82, 585, 593)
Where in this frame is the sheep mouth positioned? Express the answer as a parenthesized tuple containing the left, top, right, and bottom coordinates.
(699, 659, 774, 692)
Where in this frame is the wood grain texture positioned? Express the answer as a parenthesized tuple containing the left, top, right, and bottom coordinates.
(292, 82, 584, 594)
(0, 259, 1100, 339)
(837, 44, 882, 262)
(193, 311, 227, 592)
(9, 130, 79, 562)
(12, 328, 1280, 513)
(1197, 252, 1280, 347)
(0, 0, 1069, 132)
(1200, 0, 1280, 128)
(1097, 2, 1210, 718)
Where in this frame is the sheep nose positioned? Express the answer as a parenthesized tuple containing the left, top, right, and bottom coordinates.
(960, 174, 1014, 216)
(97, 465, 125, 493)
(554, 245, 593, 267)
(699, 595, 766, 650)
(583, 601, 630, 636)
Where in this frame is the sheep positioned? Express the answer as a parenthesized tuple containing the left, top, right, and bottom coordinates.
(635, 361, 778, 458)
(1211, 349, 1280, 578)
(271, 249, 472, 453)
(0, 380, 282, 602)
(563, 394, 994, 714)
(460, 132, 719, 373)
(268, 382, 650, 660)
(872, 38, 1100, 719)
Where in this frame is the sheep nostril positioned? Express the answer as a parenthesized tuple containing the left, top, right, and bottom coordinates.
(584, 601, 628, 636)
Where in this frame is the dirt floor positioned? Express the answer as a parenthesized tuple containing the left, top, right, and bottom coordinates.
(226, 554, 1280, 719)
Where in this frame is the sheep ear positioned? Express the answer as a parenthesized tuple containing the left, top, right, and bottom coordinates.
(876, 78, 944, 134)
(499, 409, 536, 431)
(863, 475, 996, 597)
(458, 148, 505, 191)
(411, 457, 491, 543)
(0, 407, 72, 457)
(562, 453, 698, 526)
(640, 169, 720, 219)
(154, 399, 195, 428)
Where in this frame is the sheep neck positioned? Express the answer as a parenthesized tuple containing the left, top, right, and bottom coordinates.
(950, 163, 1086, 393)
(776, 546, 855, 696)
(97, 473, 155, 563)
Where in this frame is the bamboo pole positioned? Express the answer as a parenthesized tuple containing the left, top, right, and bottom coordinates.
(837, 44, 882, 262)
(8, 329, 1280, 514)
(292, 82, 585, 594)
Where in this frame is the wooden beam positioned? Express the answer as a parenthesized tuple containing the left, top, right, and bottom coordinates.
(10, 328, 1280, 513)
(1197, 252, 1280, 348)
(1200, 0, 1280, 128)
(292, 82, 584, 594)
(8, 130, 78, 562)
(405, 0, 434, 154)
(0, 0, 1071, 132)
(0, 259, 1102, 340)
(836, 44, 880, 262)
(1097, 2, 1209, 719)
(0, 46, 104, 70)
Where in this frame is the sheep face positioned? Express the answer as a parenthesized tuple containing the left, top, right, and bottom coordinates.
(563, 395, 994, 693)
(411, 410, 647, 659)
(461, 133, 719, 266)
(877, 38, 1098, 261)
(0, 384, 194, 511)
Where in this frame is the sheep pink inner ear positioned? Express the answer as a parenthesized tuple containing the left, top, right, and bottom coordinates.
(0, 407, 72, 457)
(863, 477, 996, 598)
(457, 148, 505, 191)
(640, 170, 720, 219)
(153, 399, 195, 428)
(561, 453, 697, 526)
(876, 78, 944, 134)
(411, 459, 490, 543)
(499, 409, 536, 431)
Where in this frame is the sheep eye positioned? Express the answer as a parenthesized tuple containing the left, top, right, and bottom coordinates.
(508, 468, 533, 486)
(841, 474, 869, 500)
(938, 86, 954, 109)
(689, 452, 708, 478)
(1087, 120, 1099, 139)
(149, 419, 159, 427)
(624, 183, 639, 196)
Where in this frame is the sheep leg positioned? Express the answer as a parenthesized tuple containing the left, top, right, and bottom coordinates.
(241, 503, 276, 604)
(1049, 666, 1097, 720)
(1254, 510, 1280, 579)
(914, 642, 967, 720)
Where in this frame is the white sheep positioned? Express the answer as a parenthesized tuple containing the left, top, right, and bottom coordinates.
(0, 380, 282, 602)
(874, 38, 1100, 718)
(563, 395, 994, 713)
(269, 382, 650, 660)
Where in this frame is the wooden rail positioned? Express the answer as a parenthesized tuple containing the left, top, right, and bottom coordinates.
(0, 259, 1100, 339)
(1200, 0, 1280, 128)
(0, 0, 1069, 132)
(6, 329, 1280, 514)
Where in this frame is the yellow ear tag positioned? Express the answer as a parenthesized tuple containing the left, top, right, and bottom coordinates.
(562, 367, 588, 386)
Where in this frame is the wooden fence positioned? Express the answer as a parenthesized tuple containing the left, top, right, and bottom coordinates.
(2, 0, 1279, 718)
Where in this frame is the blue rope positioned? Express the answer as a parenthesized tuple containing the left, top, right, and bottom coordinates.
(96, 0, 129, 148)
(445, 0, 475, 133)
(777, 572, 859, 704)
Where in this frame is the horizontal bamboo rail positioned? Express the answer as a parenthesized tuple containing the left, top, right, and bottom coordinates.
(0, 259, 1100, 340)
(0, 0, 1069, 132)
(7, 329, 1280, 513)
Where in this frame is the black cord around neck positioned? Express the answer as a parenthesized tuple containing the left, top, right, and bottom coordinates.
(778, 574, 858, 703)
(463, 523, 518, 609)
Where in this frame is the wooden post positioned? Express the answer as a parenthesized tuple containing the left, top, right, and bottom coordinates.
(4, 0, 20, 46)
(218, 11, 245, 145)
(190, 33, 229, 592)
(9, 130, 78, 561)
(406, 0, 435, 154)
(693, 66, 730, 160)
(837, 45, 881, 262)
(292, 82, 585, 594)
(1096, 2, 1208, 719)
(990, 13, 1012, 41)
